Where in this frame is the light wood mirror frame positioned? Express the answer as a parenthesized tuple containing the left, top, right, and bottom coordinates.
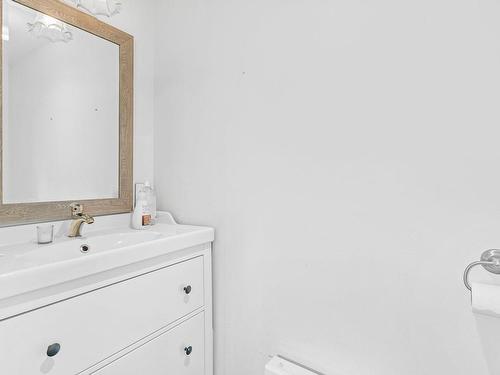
(0, 0, 133, 226)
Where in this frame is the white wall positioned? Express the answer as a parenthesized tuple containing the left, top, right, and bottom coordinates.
(154, 1, 500, 374)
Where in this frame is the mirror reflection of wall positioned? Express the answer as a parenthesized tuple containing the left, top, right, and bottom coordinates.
(2, 0, 120, 204)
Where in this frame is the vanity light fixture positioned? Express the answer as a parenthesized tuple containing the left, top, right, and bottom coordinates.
(27, 14, 73, 43)
(72, 0, 122, 17)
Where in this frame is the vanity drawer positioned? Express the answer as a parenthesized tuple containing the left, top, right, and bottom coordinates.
(0, 256, 204, 375)
(92, 312, 205, 375)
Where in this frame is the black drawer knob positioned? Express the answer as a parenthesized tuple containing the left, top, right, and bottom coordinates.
(184, 346, 193, 356)
(184, 285, 192, 295)
(47, 343, 61, 357)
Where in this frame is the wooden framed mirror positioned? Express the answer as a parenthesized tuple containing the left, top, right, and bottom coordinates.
(0, 0, 133, 225)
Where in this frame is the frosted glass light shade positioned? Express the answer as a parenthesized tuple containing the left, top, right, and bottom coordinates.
(74, 0, 122, 17)
(27, 14, 72, 43)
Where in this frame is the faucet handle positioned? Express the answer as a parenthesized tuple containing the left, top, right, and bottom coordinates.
(70, 203, 84, 216)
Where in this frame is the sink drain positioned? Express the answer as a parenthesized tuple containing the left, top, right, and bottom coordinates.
(80, 244, 90, 253)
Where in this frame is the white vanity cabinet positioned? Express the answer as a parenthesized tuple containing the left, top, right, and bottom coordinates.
(0, 243, 213, 375)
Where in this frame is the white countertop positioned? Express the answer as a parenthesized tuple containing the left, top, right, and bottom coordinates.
(0, 212, 214, 320)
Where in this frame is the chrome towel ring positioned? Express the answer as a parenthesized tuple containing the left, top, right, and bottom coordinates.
(463, 249, 500, 291)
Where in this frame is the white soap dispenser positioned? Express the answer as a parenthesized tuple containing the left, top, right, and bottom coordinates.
(132, 188, 151, 229)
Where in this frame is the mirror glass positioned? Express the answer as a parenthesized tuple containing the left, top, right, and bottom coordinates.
(2, 0, 119, 204)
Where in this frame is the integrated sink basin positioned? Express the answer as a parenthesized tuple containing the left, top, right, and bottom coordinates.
(0, 212, 214, 307)
(94, 231, 165, 248)
(1, 231, 165, 272)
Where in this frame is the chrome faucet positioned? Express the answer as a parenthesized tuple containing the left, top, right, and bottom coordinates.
(68, 203, 94, 237)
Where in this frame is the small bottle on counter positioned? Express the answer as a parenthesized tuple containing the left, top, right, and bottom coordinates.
(143, 181, 157, 224)
(132, 189, 151, 229)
